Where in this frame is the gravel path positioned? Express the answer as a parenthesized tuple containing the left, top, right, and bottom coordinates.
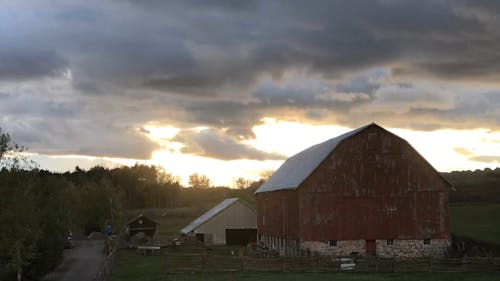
(43, 239, 107, 281)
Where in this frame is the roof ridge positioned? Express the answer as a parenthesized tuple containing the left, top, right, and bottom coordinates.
(180, 198, 239, 234)
(255, 123, 375, 193)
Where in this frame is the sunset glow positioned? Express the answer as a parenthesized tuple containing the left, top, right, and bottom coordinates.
(51, 118, 496, 186)
(1, 1, 499, 186)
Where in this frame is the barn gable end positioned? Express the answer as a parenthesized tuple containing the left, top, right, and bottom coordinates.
(127, 214, 159, 240)
(257, 123, 451, 257)
(181, 198, 257, 245)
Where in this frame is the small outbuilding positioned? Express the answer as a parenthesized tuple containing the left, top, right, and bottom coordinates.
(126, 214, 159, 240)
(180, 198, 257, 245)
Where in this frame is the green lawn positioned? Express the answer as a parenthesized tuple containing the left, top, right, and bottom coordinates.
(133, 203, 500, 244)
(449, 203, 500, 244)
(112, 204, 500, 281)
(128, 207, 207, 240)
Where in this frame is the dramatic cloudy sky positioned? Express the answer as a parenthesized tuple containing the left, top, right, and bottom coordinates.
(1, 0, 499, 185)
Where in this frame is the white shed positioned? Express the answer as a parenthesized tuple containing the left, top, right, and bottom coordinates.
(180, 198, 257, 245)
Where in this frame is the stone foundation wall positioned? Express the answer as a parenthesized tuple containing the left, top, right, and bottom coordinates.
(301, 240, 366, 256)
(376, 239, 450, 258)
(260, 236, 450, 257)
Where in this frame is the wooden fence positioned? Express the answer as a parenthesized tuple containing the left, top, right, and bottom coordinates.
(93, 251, 116, 281)
(164, 254, 500, 273)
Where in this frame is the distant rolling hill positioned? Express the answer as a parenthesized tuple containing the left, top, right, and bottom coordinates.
(442, 168, 500, 204)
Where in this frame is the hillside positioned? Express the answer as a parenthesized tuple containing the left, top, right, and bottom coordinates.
(442, 168, 500, 203)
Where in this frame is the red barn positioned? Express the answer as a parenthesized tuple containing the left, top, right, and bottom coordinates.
(255, 123, 451, 257)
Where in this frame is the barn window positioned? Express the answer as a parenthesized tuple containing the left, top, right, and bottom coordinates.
(423, 239, 431, 245)
(386, 239, 394, 246)
(329, 240, 337, 247)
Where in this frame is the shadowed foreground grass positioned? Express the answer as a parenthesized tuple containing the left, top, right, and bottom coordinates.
(110, 250, 500, 281)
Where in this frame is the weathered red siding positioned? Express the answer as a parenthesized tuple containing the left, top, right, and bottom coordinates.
(257, 125, 450, 244)
(256, 190, 299, 240)
(299, 126, 450, 241)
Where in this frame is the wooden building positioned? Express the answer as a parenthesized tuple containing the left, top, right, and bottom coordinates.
(255, 123, 452, 257)
(180, 198, 257, 245)
(127, 214, 159, 240)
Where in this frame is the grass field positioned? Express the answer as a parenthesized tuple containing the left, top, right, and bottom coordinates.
(113, 203, 500, 280)
(129, 203, 500, 243)
(449, 203, 500, 244)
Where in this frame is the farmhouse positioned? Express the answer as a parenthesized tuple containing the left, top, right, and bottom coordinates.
(256, 123, 452, 258)
(180, 198, 257, 245)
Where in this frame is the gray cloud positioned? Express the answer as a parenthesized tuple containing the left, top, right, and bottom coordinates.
(469, 156, 500, 163)
(0, 81, 159, 159)
(4, 1, 500, 93)
(1, 0, 500, 162)
(174, 129, 285, 161)
(0, 52, 67, 80)
(4, 117, 158, 159)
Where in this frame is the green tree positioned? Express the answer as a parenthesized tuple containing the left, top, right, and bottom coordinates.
(259, 170, 274, 181)
(0, 128, 40, 281)
(232, 177, 252, 189)
(188, 173, 212, 189)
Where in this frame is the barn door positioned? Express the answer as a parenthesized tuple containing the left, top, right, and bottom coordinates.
(226, 229, 257, 245)
(366, 240, 376, 256)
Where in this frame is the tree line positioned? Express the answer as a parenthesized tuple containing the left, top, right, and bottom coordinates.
(0, 127, 264, 280)
(442, 168, 500, 204)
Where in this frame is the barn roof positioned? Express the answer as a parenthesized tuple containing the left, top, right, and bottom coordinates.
(256, 124, 373, 193)
(256, 123, 454, 194)
(180, 198, 240, 234)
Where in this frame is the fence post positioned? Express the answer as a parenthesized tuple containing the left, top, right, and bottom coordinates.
(201, 252, 206, 273)
(239, 256, 245, 272)
(392, 256, 396, 273)
(375, 256, 379, 273)
(338, 256, 342, 271)
(316, 255, 320, 272)
(281, 256, 285, 272)
(427, 256, 432, 272)
(164, 254, 169, 273)
(110, 254, 114, 275)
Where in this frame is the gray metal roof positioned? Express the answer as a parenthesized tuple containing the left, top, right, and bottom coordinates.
(255, 124, 373, 193)
(180, 198, 239, 234)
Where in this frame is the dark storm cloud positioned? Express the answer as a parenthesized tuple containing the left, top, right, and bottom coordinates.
(6, 0, 500, 94)
(2, 0, 500, 161)
(4, 1, 500, 88)
(0, 52, 67, 80)
(174, 128, 285, 161)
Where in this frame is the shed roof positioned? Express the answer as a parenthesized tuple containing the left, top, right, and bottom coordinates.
(127, 214, 159, 226)
(255, 124, 373, 194)
(180, 198, 240, 234)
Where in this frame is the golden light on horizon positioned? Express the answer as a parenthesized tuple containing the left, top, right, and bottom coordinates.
(135, 119, 500, 186)
(150, 149, 281, 187)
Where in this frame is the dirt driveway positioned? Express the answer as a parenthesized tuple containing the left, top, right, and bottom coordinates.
(43, 239, 107, 281)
